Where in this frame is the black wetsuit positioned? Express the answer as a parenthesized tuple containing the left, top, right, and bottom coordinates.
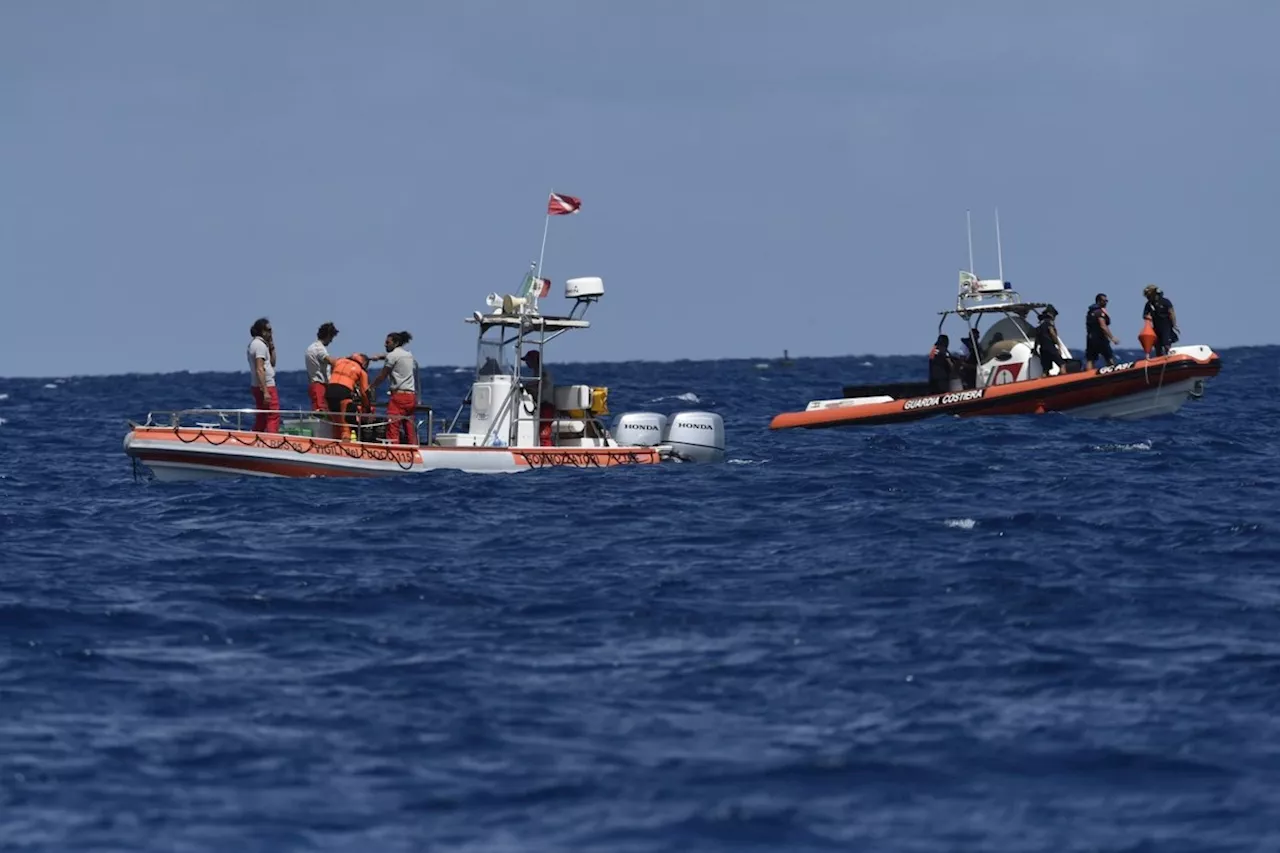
(959, 336, 981, 389)
(1143, 295, 1177, 356)
(928, 348, 957, 393)
(1035, 318, 1064, 375)
(1084, 302, 1116, 368)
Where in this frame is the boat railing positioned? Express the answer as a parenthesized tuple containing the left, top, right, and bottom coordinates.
(135, 406, 436, 446)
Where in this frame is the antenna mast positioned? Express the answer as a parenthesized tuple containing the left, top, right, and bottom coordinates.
(966, 210, 975, 274)
(995, 208, 1004, 281)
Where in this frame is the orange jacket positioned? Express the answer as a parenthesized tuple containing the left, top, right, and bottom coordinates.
(329, 357, 369, 396)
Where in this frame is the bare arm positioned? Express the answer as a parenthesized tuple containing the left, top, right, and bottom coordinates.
(255, 356, 267, 391)
(1101, 316, 1119, 344)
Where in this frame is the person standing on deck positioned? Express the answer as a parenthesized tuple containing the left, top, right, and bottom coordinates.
(247, 317, 280, 433)
(1084, 294, 1120, 369)
(371, 331, 419, 445)
(306, 322, 339, 413)
(1142, 284, 1179, 356)
(1033, 306, 1065, 377)
(325, 353, 371, 440)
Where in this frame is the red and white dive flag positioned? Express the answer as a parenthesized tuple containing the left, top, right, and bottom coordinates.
(547, 192, 582, 215)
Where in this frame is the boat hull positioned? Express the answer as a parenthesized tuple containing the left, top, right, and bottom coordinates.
(769, 351, 1222, 430)
(124, 426, 665, 481)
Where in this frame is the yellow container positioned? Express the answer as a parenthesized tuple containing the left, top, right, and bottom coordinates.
(590, 386, 609, 415)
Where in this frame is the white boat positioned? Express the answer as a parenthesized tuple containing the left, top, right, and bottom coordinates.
(124, 273, 725, 481)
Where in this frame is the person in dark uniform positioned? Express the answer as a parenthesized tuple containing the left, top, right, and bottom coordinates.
(958, 327, 982, 389)
(1084, 292, 1121, 369)
(928, 334, 961, 392)
(1033, 305, 1065, 377)
(1142, 284, 1179, 356)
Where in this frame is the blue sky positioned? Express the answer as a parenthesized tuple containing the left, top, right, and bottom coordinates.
(3, 1, 1277, 378)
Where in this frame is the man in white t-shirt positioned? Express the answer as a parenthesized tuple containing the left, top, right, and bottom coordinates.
(247, 317, 280, 433)
(306, 322, 339, 413)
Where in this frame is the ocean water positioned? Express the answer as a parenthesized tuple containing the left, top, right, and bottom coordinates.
(2, 347, 1279, 852)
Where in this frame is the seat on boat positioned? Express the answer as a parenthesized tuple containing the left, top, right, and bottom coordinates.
(984, 339, 1021, 361)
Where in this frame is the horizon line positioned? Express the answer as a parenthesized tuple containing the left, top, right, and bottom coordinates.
(1, 343, 1275, 383)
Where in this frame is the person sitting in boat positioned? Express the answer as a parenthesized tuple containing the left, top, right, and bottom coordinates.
(1084, 293, 1120, 369)
(1033, 305, 1065, 377)
(1142, 284, 1179, 356)
(521, 350, 557, 445)
(928, 335, 960, 393)
(325, 353, 372, 440)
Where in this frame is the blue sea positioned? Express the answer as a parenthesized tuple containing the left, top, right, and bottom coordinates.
(2, 347, 1279, 852)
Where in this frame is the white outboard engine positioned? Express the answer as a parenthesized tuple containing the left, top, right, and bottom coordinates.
(664, 411, 726, 463)
(612, 411, 668, 448)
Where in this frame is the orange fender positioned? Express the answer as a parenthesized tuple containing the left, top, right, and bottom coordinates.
(1138, 318, 1157, 355)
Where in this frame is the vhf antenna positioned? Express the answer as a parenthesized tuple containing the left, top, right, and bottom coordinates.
(995, 207, 1004, 282)
(966, 209, 975, 275)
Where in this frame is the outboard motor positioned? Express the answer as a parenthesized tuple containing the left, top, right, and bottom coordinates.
(612, 412, 668, 448)
(664, 411, 725, 463)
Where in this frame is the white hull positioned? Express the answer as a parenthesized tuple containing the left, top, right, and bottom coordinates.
(1062, 377, 1206, 420)
(124, 428, 668, 482)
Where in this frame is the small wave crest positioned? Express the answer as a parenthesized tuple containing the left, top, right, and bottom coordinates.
(1091, 440, 1153, 452)
(944, 518, 977, 529)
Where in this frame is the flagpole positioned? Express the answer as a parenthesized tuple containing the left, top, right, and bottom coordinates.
(535, 191, 552, 283)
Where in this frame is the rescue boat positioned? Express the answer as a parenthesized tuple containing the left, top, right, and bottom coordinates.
(769, 268, 1222, 432)
(125, 271, 726, 481)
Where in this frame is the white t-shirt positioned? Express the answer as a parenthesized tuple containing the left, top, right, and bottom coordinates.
(385, 346, 417, 393)
(247, 337, 275, 388)
(305, 340, 331, 384)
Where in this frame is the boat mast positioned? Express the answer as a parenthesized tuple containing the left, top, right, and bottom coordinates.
(995, 208, 1004, 282)
(966, 209, 975, 275)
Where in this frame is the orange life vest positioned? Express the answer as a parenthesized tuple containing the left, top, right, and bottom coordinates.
(329, 358, 369, 393)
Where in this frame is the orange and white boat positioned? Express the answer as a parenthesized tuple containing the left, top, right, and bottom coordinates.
(125, 270, 725, 481)
(769, 221, 1222, 431)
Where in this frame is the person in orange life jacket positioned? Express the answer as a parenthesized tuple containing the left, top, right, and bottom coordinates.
(371, 331, 419, 445)
(305, 322, 339, 412)
(520, 350, 558, 446)
(928, 335, 960, 393)
(1033, 305, 1065, 376)
(326, 353, 371, 439)
(1142, 284, 1179, 356)
(247, 317, 280, 433)
(1084, 293, 1120, 369)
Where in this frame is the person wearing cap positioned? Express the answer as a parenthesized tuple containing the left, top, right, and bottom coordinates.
(1033, 305, 1066, 377)
(325, 353, 372, 440)
(1084, 293, 1120, 369)
(1142, 284, 1179, 356)
(305, 322, 339, 413)
(927, 334, 959, 393)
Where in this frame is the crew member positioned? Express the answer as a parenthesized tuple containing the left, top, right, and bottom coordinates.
(1142, 284, 1179, 356)
(325, 353, 371, 440)
(928, 334, 959, 393)
(959, 327, 983, 389)
(246, 317, 280, 433)
(306, 322, 339, 412)
(1084, 294, 1120, 369)
(372, 331, 418, 445)
(1033, 305, 1065, 377)
(522, 350, 556, 445)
